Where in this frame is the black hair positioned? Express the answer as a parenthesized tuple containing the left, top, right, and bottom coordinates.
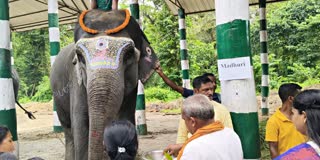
(104, 121, 138, 160)
(278, 83, 302, 102)
(0, 152, 18, 160)
(192, 76, 212, 89)
(202, 73, 215, 78)
(27, 157, 44, 160)
(0, 126, 10, 145)
(293, 89, 320, 147)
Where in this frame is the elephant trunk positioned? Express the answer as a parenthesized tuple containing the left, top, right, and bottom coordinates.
(87, 70, 124, 160)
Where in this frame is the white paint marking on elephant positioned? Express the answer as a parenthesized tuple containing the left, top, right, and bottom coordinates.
(50, 56, 57, 66)
(11, 57, 14, 66)
(0, 20, 10, 50)
(259, 8, 266, 20)
(53, 111, 62, 126)
(261, 75, 269, 86)
(10, 42, 12, 50)
(48, 0, 59, 13)
(49, 27, 60, 42)
(180, 40, 187, 50)
(137, 80, 144, 95)
(179, 19, 186, 30)
(0, 78, 15, 111)
(135, 110, 146, 125)
(182, 79, 191, 89)
(260, 53, 268, 64)
(130, 0, 138, 4)
(181, 60, 189, 70)
(215, 0, 249, 25)
(260, 30, 267, 42)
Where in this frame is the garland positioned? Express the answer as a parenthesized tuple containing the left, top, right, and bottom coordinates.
(79, 9, 130, 35)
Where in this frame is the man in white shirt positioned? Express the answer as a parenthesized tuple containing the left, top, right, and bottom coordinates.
(164, 95, 243, 160)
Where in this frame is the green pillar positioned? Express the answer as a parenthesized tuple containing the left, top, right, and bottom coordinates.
(48, 0, 62, 132)
(178, 8, 190, 89)
(259, 0, 269, 116)
(0, 0, 19, 156)
(130, 0, 147, 135)
(136, 80, 147, 135)
(215, 0, 261, 159)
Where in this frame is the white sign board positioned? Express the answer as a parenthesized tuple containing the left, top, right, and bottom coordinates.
(218, 57, 252, 81)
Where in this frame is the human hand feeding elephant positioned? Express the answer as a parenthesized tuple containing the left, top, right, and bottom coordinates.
(50, 9, 158, 160)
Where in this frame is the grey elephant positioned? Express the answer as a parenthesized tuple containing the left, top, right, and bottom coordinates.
(50, 9, 158, 160)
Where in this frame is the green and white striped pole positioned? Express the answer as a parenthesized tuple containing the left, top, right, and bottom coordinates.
(178, 8, 190, 89)
(135, 80, 147, 135)
(0, 0, 19, 156)
(215, 0, 260, 159)
(10, 37, 14, 68)
(130, 0, 147, 135)
(259, 0, 269, 116)
(48, 0, 62, 132)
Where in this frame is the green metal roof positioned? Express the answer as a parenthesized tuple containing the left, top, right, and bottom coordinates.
(164, 0, 288, 15)
(9, 0, 89, 32)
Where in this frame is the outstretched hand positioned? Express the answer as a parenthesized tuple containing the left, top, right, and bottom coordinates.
(154, 62, 162, 74)
(163, 143, 183, 157)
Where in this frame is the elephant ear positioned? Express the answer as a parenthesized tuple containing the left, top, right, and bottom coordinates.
(138, 34, 158, 83)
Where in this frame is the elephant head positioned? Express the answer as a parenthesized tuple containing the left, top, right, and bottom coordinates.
(73, 9, 157, 159)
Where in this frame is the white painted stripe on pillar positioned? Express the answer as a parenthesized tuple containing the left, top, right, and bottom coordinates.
(259, 8, 266, 20)
(261, 75, 269, 86)
(10, 42, 12, 50)
(49, 27, 60, 42)
(137, 80, 144, 95)
(11, 57, 14, 65)
(215, 0, 249, 25)
(260, 30, 267, 42)
(179, 19, 186, 30)
(180, 40, 187, 50)
(0, 20, 10, 50)
(182, 79, 191, 89)
(130, 0, 138, 4)
(48, 0, 58, 13)
(261, 97, 268, 108)
(181, 60, 189, 70)
(260, 53, 268, 64)
(53, 111, 61, 126)
(220, 77, 257, 113)
(13, 141, 19, 158)
(50, 56, 56, 66)
(135, 110, 146, 125)
(0, 79, 15, 111)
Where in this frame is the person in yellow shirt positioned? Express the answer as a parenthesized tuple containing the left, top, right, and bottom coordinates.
(265, 83, 307, 158)
(164, 75, 233, 156)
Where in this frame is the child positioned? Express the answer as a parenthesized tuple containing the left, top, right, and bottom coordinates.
(0, 126, 15, 154)
(90, 0, 118, 10)
(103, 121, 138, 160)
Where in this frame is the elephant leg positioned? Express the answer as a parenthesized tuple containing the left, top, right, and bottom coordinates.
(71, 86, 89, 160)
(64, 128, 75, 160)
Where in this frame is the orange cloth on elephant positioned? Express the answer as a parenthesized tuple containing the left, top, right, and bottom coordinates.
(177, 121, 224, 160)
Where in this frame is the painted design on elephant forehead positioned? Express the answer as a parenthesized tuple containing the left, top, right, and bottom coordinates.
(78, 39, 130, 70)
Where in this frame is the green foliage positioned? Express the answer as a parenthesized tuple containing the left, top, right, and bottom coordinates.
(259, 120, 270, 159)
(31, 76, 52, 102)
(144, 87, 180, 102)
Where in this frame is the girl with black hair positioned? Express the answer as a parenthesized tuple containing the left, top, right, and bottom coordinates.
(103, 121, 138, 160)
(0, 126, 15, 155)
(276, 89, 320, 159)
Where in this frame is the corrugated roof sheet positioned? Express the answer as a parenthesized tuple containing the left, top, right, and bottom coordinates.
(9, 0, 89, 32)
(164, 0, 289, 15)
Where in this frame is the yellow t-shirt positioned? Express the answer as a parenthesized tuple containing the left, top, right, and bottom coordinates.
(265, 107, 307, 155)
(176, 101, 233, 144)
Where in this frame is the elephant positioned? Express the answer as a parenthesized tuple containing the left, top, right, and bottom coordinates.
(50, 9, 158, 160)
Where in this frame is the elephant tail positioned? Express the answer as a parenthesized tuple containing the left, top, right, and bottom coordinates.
(15, 101, 36, 120)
